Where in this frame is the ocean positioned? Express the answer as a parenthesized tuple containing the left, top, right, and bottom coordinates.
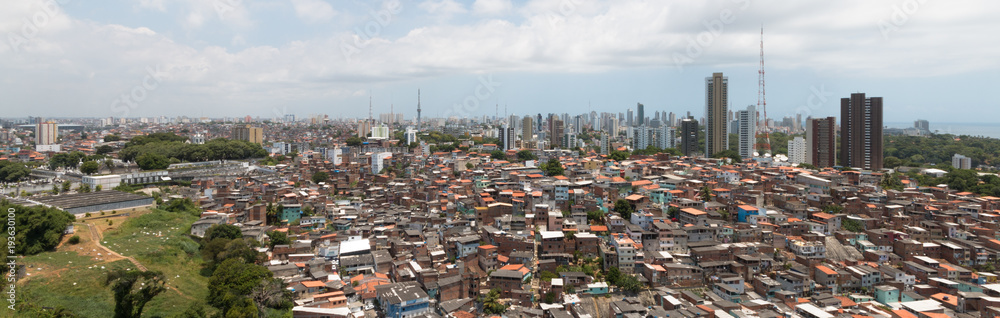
(885, 122, 1000, 139)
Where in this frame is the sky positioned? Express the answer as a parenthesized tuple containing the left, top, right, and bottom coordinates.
(1, 0, 999, 123)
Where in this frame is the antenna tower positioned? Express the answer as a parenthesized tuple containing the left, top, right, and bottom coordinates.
(756, 26, 771, 155)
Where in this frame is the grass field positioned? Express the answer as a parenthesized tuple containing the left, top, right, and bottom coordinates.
(12, 208, 213, 318)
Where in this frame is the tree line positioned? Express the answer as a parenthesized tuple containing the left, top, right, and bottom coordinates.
(118, 133, 267, 170)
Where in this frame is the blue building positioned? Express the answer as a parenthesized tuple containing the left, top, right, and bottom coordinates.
(736, 205, 762, 223)
(377, 284, 430, 318)
(280, 204, 303, 223)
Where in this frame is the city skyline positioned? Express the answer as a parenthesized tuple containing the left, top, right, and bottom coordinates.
(1, 1, 998, 122)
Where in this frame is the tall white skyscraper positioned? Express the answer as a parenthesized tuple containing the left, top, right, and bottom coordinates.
(658, 126, 676, 150)
(737, 105, 756, 159)
(788, 137, 806, 164)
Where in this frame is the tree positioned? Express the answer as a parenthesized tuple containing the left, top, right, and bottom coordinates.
(345, 136, 363, 147)
(516, 150, 537, 161)
(104, 268, 167, 318)
(204, 224, 243, 241)
(62, 180, 72, 192)
(614, 199, 634, 221)
(490, 150, 506, 160)
(842, 218, 864, 232)
(0, 161, 30, 182)
(95, 145, 114, 155)
(540, 158, 564, 176)
(77, 184, 91, 193)
(208, 258, 273, 315)
(481, 288, 507, 315)
(311, 171, 329, 184)
(883, 156, 902, 169)
(162, 198, 200, 216)
(250, 278, 292, 318)
(95, 184, 103, 192)
(267, 230, 291, 249)
(880, 173, 904, 191)
(608, 150, 630, 161)
(465, 162, 474, 169)
(711, 150, 742, 163)
(586, 210, 605, 225)
(135, 153, 169, 170)
(105, 158, 116, 173)
(823, 204, 844, 214)
(700, 186, 713, 202)
(104, 134, 121, 142)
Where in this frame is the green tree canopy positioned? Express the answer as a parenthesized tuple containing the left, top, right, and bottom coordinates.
(80, 160, 100, 175)
(540, 158, 564, 176)
(0, 200, 74, 257)
(516, 150, 537, 161)
(311, 171, 329, 184)
(104, 268, 167, 318)
(614, 199, 634, 221)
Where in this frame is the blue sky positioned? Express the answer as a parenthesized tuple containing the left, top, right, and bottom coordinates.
(1, 0, 998, 123)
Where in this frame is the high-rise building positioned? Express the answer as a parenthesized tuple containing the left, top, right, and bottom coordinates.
(232, 125, 264, 144)
(705, 72, 729, 156)
(807, 117, 837, 168)
(668, 112, 676, 127)
(794, 113, 802, 132)
(522, 116, 534, 144)
(914, 119, 929, 133)
(626, 109, 634, 127)
(600, 132, 609, 155)
(563, 132, 577, 149)
(636, 103, 645, 127)
(498, 124, 515, 151)
(788, 136, 806, 165)
(550, 119, 564, 149)
(737, 105, 756, 159)
(404, 126, 418, 145)
(416, 89, 421, 128)
(658, 126, 676, 150)
(952, 154, 972, 170)
(36, 121, 58, 145)
(283, 114, 295, 123)
(633, 126, 652, 150)
(370, 123, 390, 140)
(680, 118, 698, 157)
(840, 93, 883, 170)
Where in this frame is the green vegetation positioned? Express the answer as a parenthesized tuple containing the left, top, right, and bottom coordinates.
(0, 200, 74, 257)
(0, 161, 31, 182)
(540, 158, 564, 176)
(711, 149, 742, 163)
(104, 134, 121, 142)
(118, 133, 267, 170)
(96, 145, 114, 155)
(906, 168, 1000, 196)
(605, 266, 643, 294)
(104, 268, 167, 318)
(884, 134, 1000, 168)
(586, 210, 605, 225)
(67, 235, 81, 244)
(608, 150, 630, 161)
(311, 171, 329, 184)
(700, 186, 712, 202)
(481, 288, 507, 315)
(267, 230, 290, 249)
(161, 198, 201, 217)
(80, 160, 100, 175)
(345, 136, 363, 147)
(842, 218, 864, 232)
(516, 150, 537, 161)
(490, 150, 506, 160)
(631, 146, 680, 156)
(614, 199, 634, 221)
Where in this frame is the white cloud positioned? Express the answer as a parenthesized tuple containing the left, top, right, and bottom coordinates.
(291, 0, 337, 24)
(419, 0, 467, 17)
(2, 0, 1000, 118)
(473, 0, 512, 16)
